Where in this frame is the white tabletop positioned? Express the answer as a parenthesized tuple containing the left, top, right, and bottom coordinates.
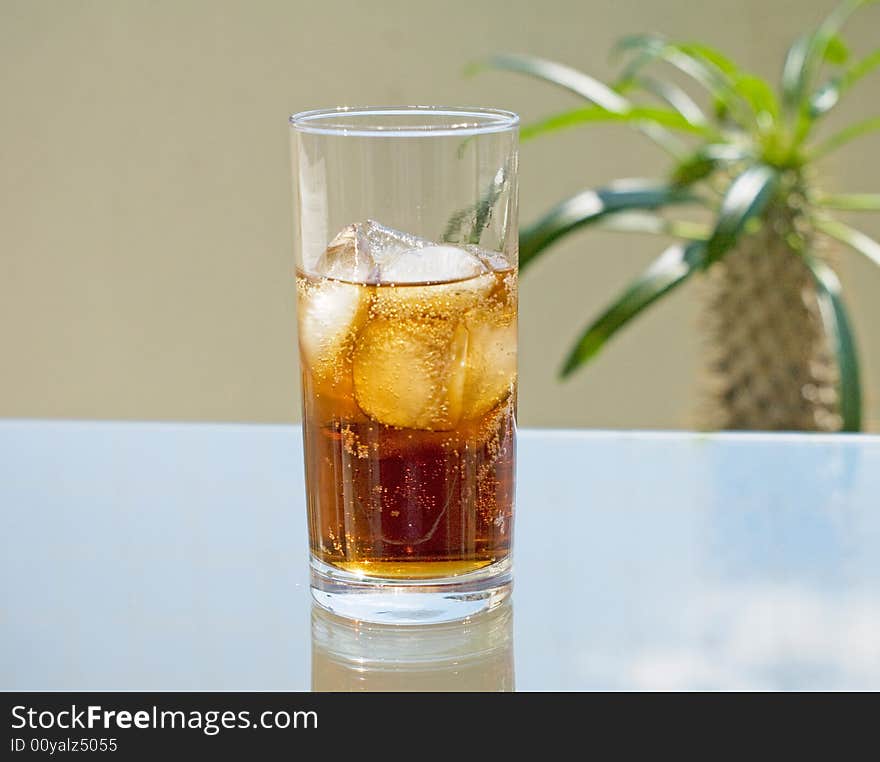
(2, 421, 879, 691)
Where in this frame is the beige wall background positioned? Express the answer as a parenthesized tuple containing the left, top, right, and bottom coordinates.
(1, 0, 878, 429)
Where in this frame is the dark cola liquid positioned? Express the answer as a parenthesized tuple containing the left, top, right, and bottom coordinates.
(302, 393, 515, 578)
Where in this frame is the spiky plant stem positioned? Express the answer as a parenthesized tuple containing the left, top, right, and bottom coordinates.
(701, 199, 843, 431)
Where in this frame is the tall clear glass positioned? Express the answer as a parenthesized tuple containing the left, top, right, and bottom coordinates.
(290, 107, 518, 624)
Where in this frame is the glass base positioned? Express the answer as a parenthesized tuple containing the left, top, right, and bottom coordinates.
(310, 557, 512, 624)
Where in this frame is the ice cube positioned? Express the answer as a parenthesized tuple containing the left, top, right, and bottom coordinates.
(313, 224, 379, 283)
(297, 275, 367, 384)
(461, 317, 517, 420)
(313, 220, 441, 282)
(379, 244, 488, 284)
(463, 244, 514, 273)
(370, 244, 495, 325)
(361, 219, 431, 265)
(308, 222, 512, 430)
(353, 318, 468, 431)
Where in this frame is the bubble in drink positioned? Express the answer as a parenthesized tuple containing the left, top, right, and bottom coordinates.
(297, 220, 516, 579)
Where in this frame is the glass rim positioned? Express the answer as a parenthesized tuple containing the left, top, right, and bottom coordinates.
(289, 105, 520, 137)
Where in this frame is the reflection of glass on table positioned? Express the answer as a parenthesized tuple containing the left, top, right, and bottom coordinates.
(311, 601, 514, 692)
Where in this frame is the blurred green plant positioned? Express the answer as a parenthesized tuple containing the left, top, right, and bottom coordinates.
(472, 0, 880, 431)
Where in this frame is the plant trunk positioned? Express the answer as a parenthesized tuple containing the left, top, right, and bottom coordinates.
(700, 206, 843, 432)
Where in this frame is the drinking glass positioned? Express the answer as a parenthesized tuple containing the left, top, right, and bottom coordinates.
(290, 106, 518, 623)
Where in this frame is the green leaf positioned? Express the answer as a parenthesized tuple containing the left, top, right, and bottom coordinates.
(636, 122, 689, 158)
(615, 35, 781, 128)
(675, 42, 740, 76)
(471, 54, 630, 112)
(614, 35, 747, 121)
(442, 163, 511, 245)
(559, 241, 706, 376)
(519, 182, 699, 270)
(814, 193, 880, 211)
(782, 34, 812, 111)
(823, 34, 851, 65)
(815, 217, 880, 268)
(733, 74, 781, 123)
(678, 42, 782, 123)
(782, 0, 873, 113)
(621, 75, 709, 126)
(810, 48, 880, 117)
(672, 154, 717, 186)
(520, 105, 718, 141)
(594, 212, 711, 240)
(476, 54, 688, 157)
(809, 115, 880, 160)
(705, 165, 780, 264)
(672, 144, 752, 186)
(802, 256, 862, 431)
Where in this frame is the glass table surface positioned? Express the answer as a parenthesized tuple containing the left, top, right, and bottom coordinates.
(2, 421, 878, 691)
